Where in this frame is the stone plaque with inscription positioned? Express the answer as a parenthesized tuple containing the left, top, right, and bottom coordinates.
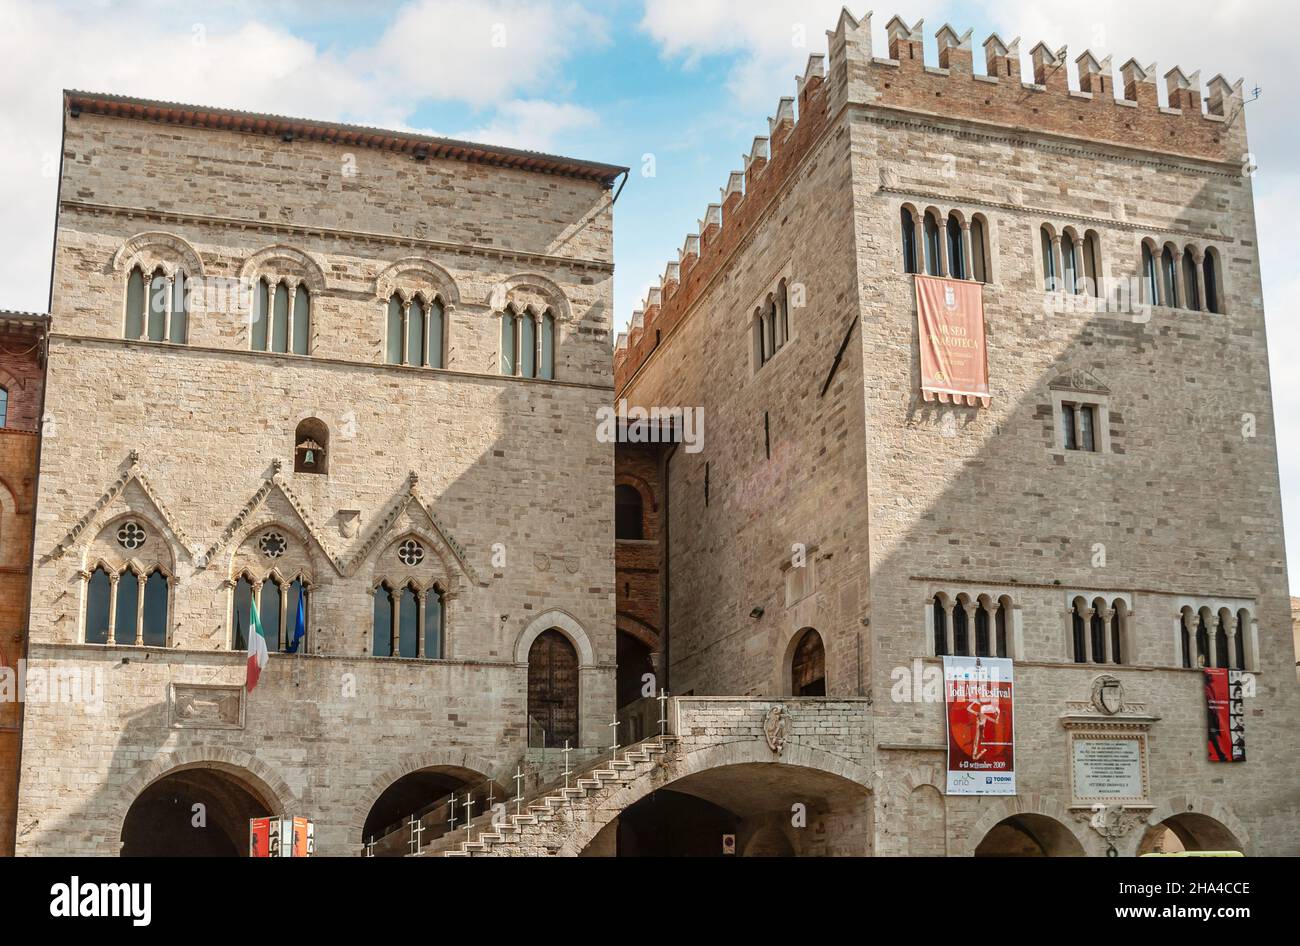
(1070, 732, 1148, 805)
(169, 683, 245, 730)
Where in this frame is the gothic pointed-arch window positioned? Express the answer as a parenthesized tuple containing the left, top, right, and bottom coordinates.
(790, 627, 826, 696)
(372, 582, 395, 657)
(1161, 246, 1179, 308)
(142, 568, 169, 647)
(429, 298, 446, 369)
(970, 215, 989, 284)
(0, 386, 7, 428)
(170, 270, 189, 343)
(425, 585, 445, 659)
(924, 211, 942, 276)
(397, 584, 419, 658)
(271, 282, 290, 352)
(1203, 250, 1222, 314)
(252, 278, 270, 351)
(1182, 250, 1201, 311)
(901, 206, 919, 274)
(261, 577, 283, 652)
(232, 575, 254, 649)
(1081, 230, 1100, 296)
(946, 214, 966, 279)
(1142, 243, 1159, 305)
(528, 629, 579, 747)
(1061, 231, 1078, 294)
(147, 271, 168, 341)
(500, 309, 517, 375)
(1040, 226, 1057, 291)
(86, 566, 112, 645)
(407, 297, 426, 367)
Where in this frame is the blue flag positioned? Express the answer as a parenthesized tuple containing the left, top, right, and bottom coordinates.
(287, 588, 306, 653)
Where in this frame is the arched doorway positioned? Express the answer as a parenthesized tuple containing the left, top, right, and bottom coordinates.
(121, 766, 276, 856)
(528, 629, 579, 747)
(974, 814, 1085, 857)
(1138, 813, 1243, 855)
(790, 628, 826, 696)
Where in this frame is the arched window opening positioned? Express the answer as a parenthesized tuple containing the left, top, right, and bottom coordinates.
(170, 270, 189, 344)
(995, 599, 1009, 658)
(521, 313, 537, 378)
(924, 212, 942, 276)
(1072, 602, 1087, 663)
(1203, 252, 1221, 314)
(975, 604, 990, 657)
(1196, 613, 1210, 667)
(615, 484, 644, 540)
(407, 297, 426, 367)
(774, 283, 788, 351)
(933, 594, 948, 656)
(252, 278, 270, 352)
(287, 578, 308, 653)
(147, 271, 168, 341)
(372, 583, 395, 657)
(233, 575, 253, 650)
(142, 569, 169, 647)
(1182, 251, 1201, 311)
(292, 285, 311, 355)
(385, 295, 403, 364)
(1180, 611, 1192, 668)
(398, 584, 419, 658)
(946, 215, 966, 280)
(1110, 608, 1123, 665)
(0, 386, 7, 429)
(527, 629, 579, 747)
(1040, 226, 1057, 291)
(425, 586, 445, 659)
(1161, 246, 1179, 308)
(1081, 231, 1100, 296)
(900, 207, 918, 274)
(271, 281, 290, 353)
(1089, 606, 1106, 664)
(952, 600, 969, 656)
(539, 311, 555, 379)
(86, 566, 112, 644)
(500, 310, 517, 375)
(261, 578, 283, 653)
(1234, 611, 1247, 670)
(970, 216, 989, 284)
(1214, 615, 1229, 669)
(293, 418, 329, 475)
(1142, 243, 1159, 305)
(112, 567, 140, 645)
(125, 266, 146, 339)
(790, 628, 826, 696)
(1061, 231, 1078, 294)
(429, 299, 446, 370)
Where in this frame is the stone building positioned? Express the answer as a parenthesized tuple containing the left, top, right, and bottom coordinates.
(0, 310, 48, 856)
(604, 11, 1300, 856)
(12, 90, 626, 855)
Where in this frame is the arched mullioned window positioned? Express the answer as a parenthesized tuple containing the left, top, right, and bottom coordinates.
(923, 211, 942, 276)
(1181, 605, 1253, 670)
(125, 264, 189, 344)
(500, 305, 554, 379)
(251, 278, 310, 355)
(372, 579, 445, 659)
(230, 570, 310, 653)
(1203, 250, 1222, 314)
(946, 214, 966, 280)
(1161, 246, 1179, 308)
(500, 308, 517, 375)
(970, 215, 989, 284)
(932, 593, 948, 656)
(385, 292, 445, 368)
(1142, 243, 1159, 305)
(539, 311, 555, 379)
(1040, 225, 1057, 291)
(84, 563, 171, 647)
(932, 593, 1012, 658)
(900, 206, 919, 274)
(1182, 250, 1201, 311)
(1070, 597, 1127, 665)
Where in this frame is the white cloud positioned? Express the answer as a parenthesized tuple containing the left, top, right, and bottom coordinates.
(449, 99, 599, 150)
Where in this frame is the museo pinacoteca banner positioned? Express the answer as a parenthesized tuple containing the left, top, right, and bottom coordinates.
(1204, 668, 1246, 763)
(943, 656, 1016, 795)
(915, 275, 990, 407)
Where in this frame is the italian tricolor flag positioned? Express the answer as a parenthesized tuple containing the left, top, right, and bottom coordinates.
(246, 600, 269, 692)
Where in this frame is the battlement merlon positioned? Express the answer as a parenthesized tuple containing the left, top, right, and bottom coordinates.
(818, 10, 1247, 165)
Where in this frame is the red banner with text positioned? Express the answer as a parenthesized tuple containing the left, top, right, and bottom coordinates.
(915, 275, 990, 406)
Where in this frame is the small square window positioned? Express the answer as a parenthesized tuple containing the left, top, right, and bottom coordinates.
(1055, 398, 1106, 453)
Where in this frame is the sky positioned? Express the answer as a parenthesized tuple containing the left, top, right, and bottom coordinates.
(2, 0, 1298, 588)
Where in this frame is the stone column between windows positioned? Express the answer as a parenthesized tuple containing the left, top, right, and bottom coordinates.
(134, 572, 146, 647)
(285, 279, 298, 355)
(912, 216, 925, 273)
(107, 571, 120, 643)
(1101, 607, 1116, 663)
(943, 599, 956, 655)
(1193, 251, 1208, 312)
(1206, 612, 1217, 668)
(1172, 249, 1185, 309)
(1072, 403, 1085, 452)
(161, 274, 174, 343)
(961, 221, 974, 281)
(416, 589, 427, 659)
(937, 220, 950, 278)
(1225, 620, 1238, 670)
(400, 298, 411, 366)
(1080, 606, 1095, 661)
(389, 588, 400, 656)
(252, 580, 264, 652)
(279, 581, 290, 652)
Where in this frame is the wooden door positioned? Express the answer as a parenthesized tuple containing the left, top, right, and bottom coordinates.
(527, 629, 579, 747)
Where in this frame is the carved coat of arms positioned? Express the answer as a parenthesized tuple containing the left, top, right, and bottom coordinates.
(763, 705, 788, 756)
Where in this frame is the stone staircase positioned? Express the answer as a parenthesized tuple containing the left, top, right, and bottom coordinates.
(429, 735, 676, 857)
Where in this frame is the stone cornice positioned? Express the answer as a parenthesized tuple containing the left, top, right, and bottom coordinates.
(59, 200, 616, 275)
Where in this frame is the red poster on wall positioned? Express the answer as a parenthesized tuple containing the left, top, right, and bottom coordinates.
(915, 275, 990, 406)
(1204, 669, 1246, 762)
(944, 656, 1015, 795)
